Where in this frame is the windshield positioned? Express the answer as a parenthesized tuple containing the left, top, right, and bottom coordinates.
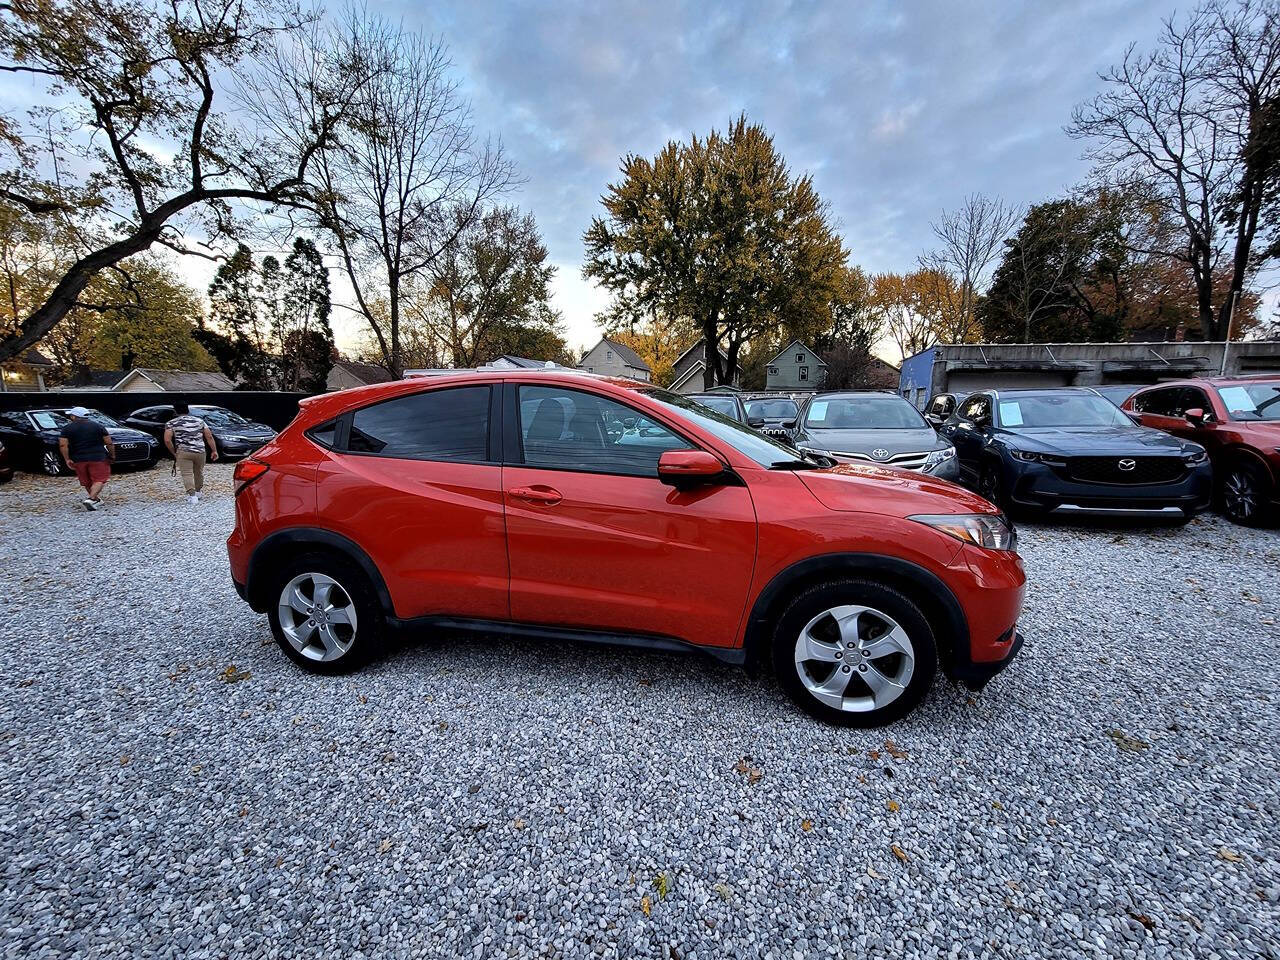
(194, 406, 249, 427)
(80, 410, 121, 428)
(1093, 386, 1139, 407)
(746, 398, 797, 420)
(692, 396, 741, 420)
(1217, 383, 1280, 421)
(997, 394, 1133, 428)
(642, 388, 808, 468)
(805, 396, 927, 430)
(29, 410, 69, 430)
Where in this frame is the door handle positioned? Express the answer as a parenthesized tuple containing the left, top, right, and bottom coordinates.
(508, 485, 562, 505)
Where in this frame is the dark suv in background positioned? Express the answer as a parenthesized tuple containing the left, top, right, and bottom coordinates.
(1126, 376, 1280, 526)
(941, 387, 1212, 521)
(124, 404, 276, 460)
(743, 395, 800, 442)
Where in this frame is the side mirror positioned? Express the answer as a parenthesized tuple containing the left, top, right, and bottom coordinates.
(623, 417, 637, 429)
(746, 416, 765, 428)
(658, 449, 726, 487)
(1185, 407, 1207, 425)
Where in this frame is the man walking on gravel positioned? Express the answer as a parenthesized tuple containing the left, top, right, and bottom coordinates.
(164, 401, 218, 504)
(59, 406, 114, 511)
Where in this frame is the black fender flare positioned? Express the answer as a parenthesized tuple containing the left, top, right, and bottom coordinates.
(740, 552, 971, 674)
(245, 527, 394, 616)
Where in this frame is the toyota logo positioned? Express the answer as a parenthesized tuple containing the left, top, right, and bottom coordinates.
(871, 448, 890, 461)
(1118, 458, 1136, 471)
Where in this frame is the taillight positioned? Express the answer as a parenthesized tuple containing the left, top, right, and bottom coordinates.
(233, 458, 269, 493)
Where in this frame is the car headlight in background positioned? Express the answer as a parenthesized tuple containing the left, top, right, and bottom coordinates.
(923, 446, 956, 470)
(908, 513, 1017, 551)
(1182, 449, 1208, 464)
(1009, 449, 1066, 466)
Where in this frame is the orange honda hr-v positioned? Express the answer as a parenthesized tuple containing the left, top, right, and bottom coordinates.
(228, 371, 1026, 727)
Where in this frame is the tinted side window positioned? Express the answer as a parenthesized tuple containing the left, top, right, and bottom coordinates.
(518, 385, 691, 477)
(307, 420, 338, 449)
(1135, 388, 1180, 417)
(347, 386, 490, 461)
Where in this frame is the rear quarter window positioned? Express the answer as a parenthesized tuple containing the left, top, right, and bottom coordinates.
(345, 386, 491, 462)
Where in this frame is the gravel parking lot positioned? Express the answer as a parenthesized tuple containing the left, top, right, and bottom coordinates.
(1, 465, 1278, 959)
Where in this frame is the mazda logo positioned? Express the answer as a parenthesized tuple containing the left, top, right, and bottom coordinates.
(871, 448, 890, 460)
(1118, 458, 1136, 471)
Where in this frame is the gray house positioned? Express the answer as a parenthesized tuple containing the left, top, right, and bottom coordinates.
(765, 339, 826, 391)
(578, 337, 651, 381)
(668, 338, 741, 394)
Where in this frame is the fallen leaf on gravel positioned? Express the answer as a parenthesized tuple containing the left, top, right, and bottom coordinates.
(437, 721, 448, 731)
(513, 818, 526, 829)
(884, 740, 907, 759)
(801, 819, 813, 832)
(867, 749, 881, 760)
(867, 866, 884, 879)
(1106, 729, 1150, 752)
(217, 665, 250, 684)
(378, 839, 392, 853)
(640, 895, 652, 916)
(886, 800, 900, 813)
(1127, 910, 1155, 930)
(733, 758, 763, 783)
(17, 678, 33, 688)
(653, 872, 671, 900)
(992, 801, 1004, 810)
(891, 844, 909, 862)
(238, 807, 247, 817)
(1217, 847, 1244, 863)
(358, 695, 368, 704)
(713, 882, 732, 900)
(119, 755, 130, 766)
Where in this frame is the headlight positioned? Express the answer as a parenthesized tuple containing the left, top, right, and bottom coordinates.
(1010, 449, 1041, 462)
(908, 513, 1017, 551)
(1182, 449, 1208, 464)
(923, 446, 956, 469)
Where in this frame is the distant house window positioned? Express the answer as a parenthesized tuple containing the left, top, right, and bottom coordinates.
(796, 353, 805, 363)
(767, 365, 779, 376)
(799, 366, 809, 381)
(587, 366, 593, 372)
(606, 350, 613, 361)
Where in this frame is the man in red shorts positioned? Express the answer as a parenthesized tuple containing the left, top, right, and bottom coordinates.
(58, 407, 114, 510)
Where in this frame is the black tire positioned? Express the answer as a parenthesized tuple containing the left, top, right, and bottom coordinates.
(41, 448, 69, 476)
(1218, 459, 1273, 527)
(978, 460, 1006, 508)
(266, 551, 386, 674)
(771, 578, 938, 727)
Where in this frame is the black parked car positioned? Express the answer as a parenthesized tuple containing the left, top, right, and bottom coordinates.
(743, 395, 800, 441)
(0, 437, 12, 483)
(123, 404, 276, 460)
(793, 391, 959, 479)
(0, 408, 159, 475)
(686, 393, 762, 426)
(939, 388, 1213, 521)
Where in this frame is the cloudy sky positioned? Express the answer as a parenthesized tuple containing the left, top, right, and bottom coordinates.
(387, 0, 1174, 356)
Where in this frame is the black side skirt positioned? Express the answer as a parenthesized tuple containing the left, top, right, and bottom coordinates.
(388, 615, 747, 666)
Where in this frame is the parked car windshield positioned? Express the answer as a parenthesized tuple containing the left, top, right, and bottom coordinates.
(997, 393, 1133, 428)
(193, 406, 249, 427)
(745, 398, 797, 419)
(805, 395, 927, 429)
(642, 389, 810, 468)
(28, 410, 69, 430)
(1216, 382, 1280, 421)
(57, 408, 121, 429)
(692, 396, 740, 418)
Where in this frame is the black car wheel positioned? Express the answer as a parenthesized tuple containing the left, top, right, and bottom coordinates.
(978, 461, 1005, 507)
(1220, 460, 1272, 527)
(41, 449, 69, 476)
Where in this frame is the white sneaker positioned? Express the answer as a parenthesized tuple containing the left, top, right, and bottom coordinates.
(193, 492, 201, 503)
(81, 498, 94, 511)
(186, 493, 198, 504)
(86, 499, 102, 511)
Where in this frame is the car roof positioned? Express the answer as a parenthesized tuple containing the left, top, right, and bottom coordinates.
(807, 390, 900, 398)
(984, 386, 1101, 398)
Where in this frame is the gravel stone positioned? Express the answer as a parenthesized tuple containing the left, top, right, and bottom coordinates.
(0, 466, 1278, 958)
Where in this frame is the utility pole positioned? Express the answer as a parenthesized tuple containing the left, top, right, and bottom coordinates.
(1220, 289, 1241, 376)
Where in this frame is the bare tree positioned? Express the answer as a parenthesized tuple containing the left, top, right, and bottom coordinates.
(0, 0, 374, 362)
(919, 193, 1020, 342)
(310, 14, 515, 377)
(1070, 0, 1280, 340)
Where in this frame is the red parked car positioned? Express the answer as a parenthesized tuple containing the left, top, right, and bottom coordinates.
(227, 371, 1026, 726)
(1125, 376, 1280, 526)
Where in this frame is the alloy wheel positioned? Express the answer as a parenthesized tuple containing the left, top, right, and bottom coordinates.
(1223, 468, 1259, 521)
(793, 604, 915, 713)
(277, 572, 358, 662)
(42, 450, 63, 476)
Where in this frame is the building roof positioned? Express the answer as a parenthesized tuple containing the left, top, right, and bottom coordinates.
(583, 337, 651, 372)
(116, 368, 236, 391)
(767, 339, 828, 367)
(331, 360, 394, 386)
(64, 368, 129, 389)
(16, 348, 54, 366)
(671, 337, 734, 370)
